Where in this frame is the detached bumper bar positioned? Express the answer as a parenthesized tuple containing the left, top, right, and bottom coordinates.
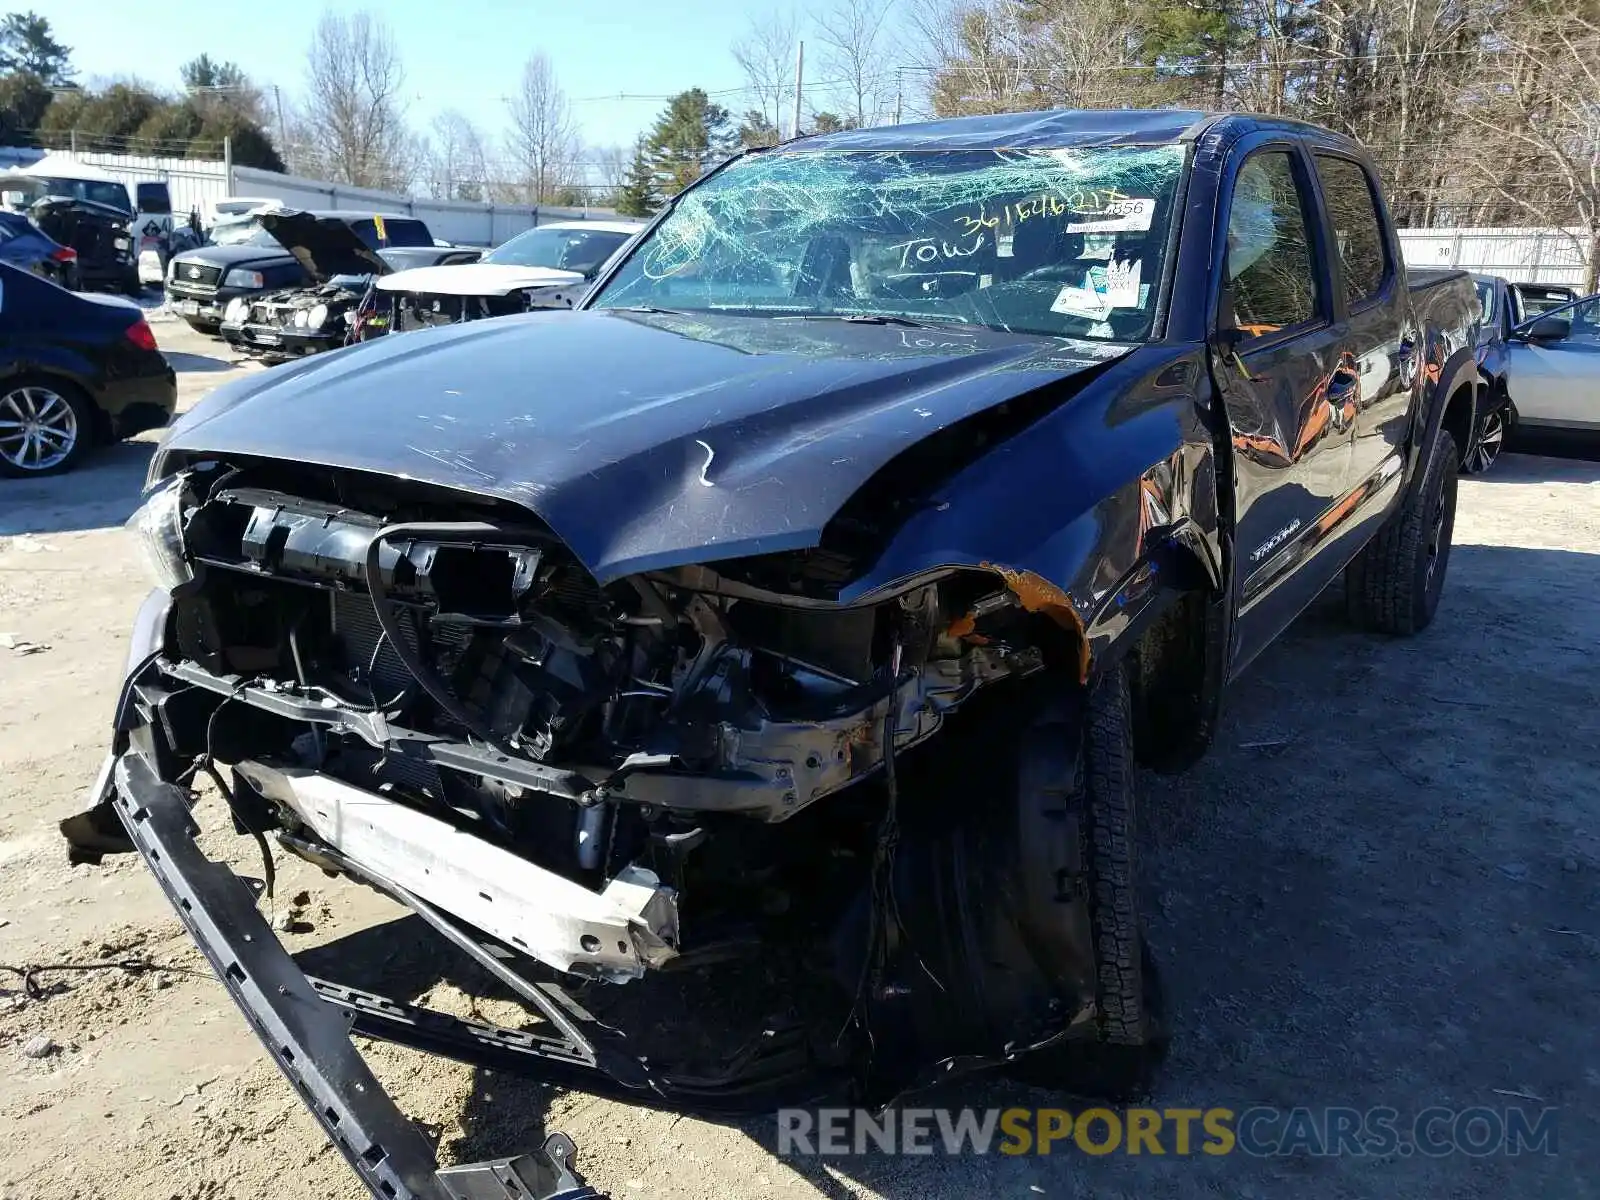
(109, 751, 604, 1200)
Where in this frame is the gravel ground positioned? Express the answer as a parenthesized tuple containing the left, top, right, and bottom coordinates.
(2, 315, 1597, 1199)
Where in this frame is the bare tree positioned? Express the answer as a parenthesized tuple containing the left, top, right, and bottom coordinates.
(1457, 4, 1600, 291)
(506, 53, 577, 204)
(300, 10, 414, 191)
(428, 109, 488, 200)
(732, 10, 799, 136)
(593, 143, 631, 202)
(815, 0, 897, 126)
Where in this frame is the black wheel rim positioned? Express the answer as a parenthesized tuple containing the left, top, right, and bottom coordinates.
(1470, 410, 1504, 472)
(1426, 477, 1451, 586)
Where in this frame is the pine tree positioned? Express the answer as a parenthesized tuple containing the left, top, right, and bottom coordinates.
(737, 108, 779, 149)
(615, 138, 660, 217)
(0, 11, 73, 85)
(643, 89, 737, 199)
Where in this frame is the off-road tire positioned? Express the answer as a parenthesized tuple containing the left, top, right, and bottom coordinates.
(1008, 667, 1166, 1097)
(1345, 429, 1458, 634)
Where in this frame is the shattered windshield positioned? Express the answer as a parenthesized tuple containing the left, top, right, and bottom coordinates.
(591, 145, 1187, 340)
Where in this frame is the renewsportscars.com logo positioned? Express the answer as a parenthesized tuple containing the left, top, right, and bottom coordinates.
(776, 1106, 1559, 1158)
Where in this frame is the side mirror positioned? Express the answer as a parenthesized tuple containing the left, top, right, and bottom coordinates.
(1521, 316, 1571, 343)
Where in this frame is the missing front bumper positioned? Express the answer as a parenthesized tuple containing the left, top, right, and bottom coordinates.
(101, 746, 842, 1199)
(233, 757, 679, 981)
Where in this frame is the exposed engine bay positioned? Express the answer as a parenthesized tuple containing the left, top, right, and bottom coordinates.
(221, 278, 367, 355)
(133, 458, 1082, 1056)
(380, 281, 587, 333)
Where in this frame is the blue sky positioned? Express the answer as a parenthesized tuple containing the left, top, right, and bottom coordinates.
(48, 0, 810, 154)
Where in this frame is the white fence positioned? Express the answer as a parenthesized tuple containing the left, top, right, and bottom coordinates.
(1397, 226, 1593, 288)
(0, 147, 622, 246)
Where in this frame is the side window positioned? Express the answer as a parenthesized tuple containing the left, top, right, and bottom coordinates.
(1566, 296, 1600, 345)
(1315, 156, 1388, 304)
(1225, 151, 1320, 338)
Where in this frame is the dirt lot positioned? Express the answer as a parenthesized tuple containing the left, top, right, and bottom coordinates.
(2, 314, 1597, 1200)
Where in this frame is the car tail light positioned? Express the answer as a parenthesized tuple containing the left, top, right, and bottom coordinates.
(50, 246, 78, 263)
(126, 319, 159, 352)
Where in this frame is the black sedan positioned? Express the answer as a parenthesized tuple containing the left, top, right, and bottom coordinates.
(165, 210, 435, 335)
(0, 262, 176, 477)
(0, 210, 78, 287)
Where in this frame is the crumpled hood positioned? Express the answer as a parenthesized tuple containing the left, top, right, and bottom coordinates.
(157, 309, 1131, 582)
(259, 210, 388, 282)
(375, 262, 582, 296)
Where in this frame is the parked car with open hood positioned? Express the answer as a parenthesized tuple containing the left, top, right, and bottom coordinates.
(0, 155, 147, 294)
(372, 220, 642, 331)
(21, 196, 139, 294)
(220, 210, 478, 360)
(165, 209, 432, 335)
(0, 262, 174, 476)
(66, 110, 1482, 1197)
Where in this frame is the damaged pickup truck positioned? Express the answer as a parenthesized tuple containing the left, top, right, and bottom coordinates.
(66, 109, 1480, 1199)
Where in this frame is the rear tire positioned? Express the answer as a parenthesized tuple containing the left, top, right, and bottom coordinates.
(1345, 428, 1458, 634)
(1464, 398, 1506, 473)
(0, 376, 96, 477)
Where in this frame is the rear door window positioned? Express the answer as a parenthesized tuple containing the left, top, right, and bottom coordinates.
(350, 217, 432, 248)
(1313, 155, 1389, 305)
(136, 182, 172, 214)
(1224, 150, 1322, 339)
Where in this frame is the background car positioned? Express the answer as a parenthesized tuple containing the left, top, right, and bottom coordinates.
(373, 220, 643, 331)
(0, 210, 78, 288)
(1503, 291, 1600, 445)
(1469, 274, 1514, 471)
(166, 209, 432, 335)
(26, 196, 140, 294)
(220, 209, 479, 360)
(0, 262, 175, 477)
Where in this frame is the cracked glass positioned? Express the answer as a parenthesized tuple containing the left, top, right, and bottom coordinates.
(591, 145, 1188, 341)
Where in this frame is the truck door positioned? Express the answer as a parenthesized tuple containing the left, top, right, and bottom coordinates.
(1212, 143, 1353, 673)
(1311, 152, 1412, 488)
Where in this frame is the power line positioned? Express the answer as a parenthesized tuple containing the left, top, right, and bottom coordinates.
(897, 44, 1524, 78)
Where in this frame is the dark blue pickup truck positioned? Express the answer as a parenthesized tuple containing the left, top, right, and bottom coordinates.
(68, 109, 1479, 1199)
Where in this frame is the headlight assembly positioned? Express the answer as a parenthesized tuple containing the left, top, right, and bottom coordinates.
(126, 475, 193, 593)
(293, 308, 310, 328)
(224, 298, 246, 323)
(307, 303, 329, 331)
(225, 268, 265, 288)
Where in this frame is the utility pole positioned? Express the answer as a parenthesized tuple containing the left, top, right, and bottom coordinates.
(273, 85, 288, 170)
(792, 40, 805, 139)
(894, 67, 904, 125)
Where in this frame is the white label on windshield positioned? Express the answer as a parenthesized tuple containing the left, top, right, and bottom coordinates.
(1078, 233, 1117, 260)
(996, 232, 1014, 257)
(1050, 259, 1143, 318)
(1067, 198, 1155, 233)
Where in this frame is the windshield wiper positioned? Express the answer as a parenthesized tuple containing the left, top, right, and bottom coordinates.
(777, 313, 946, 329)
(608, 304, 694, 316)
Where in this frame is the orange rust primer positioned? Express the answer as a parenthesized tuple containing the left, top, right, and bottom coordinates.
(946, 612, 978, 638)
(981, 562, 1091, 682)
